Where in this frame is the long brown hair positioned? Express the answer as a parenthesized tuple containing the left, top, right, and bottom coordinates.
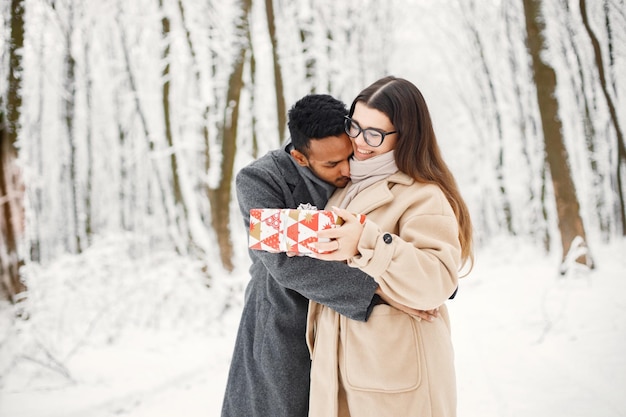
(350, 76, 474, 272)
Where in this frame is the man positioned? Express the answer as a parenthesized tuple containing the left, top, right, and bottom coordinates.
(221, 94, 432, 417)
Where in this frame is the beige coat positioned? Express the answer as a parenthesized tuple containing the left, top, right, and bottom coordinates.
(306, 172, 462, 417)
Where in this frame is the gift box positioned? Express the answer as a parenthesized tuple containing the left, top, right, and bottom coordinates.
(248, 208, 366, 254)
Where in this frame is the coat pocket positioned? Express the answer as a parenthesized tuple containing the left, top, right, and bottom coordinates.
(342, 304, 422, 393)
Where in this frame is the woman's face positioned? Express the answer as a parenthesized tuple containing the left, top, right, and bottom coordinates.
(349, 101, 398, 161)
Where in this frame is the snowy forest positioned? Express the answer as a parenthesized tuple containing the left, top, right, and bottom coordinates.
(1, 0, 625, 415)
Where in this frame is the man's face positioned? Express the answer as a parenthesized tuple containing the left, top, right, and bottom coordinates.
(291, 134, 353, 188)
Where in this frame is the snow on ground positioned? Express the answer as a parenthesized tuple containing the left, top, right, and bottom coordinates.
(449, 237, 626, 417)
(1, 236, 625, 417)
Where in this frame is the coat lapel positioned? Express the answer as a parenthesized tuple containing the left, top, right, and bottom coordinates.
(328, 172, 413, 214)
(348, 180, 394, 213)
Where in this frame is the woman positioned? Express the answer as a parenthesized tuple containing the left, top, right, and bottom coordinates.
(306, 76, 473, 417)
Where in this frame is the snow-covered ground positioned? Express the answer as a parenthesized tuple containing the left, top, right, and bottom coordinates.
(1, 236, 625, 417)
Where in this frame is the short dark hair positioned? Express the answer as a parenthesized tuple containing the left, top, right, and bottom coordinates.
(287, 94, 348, 156)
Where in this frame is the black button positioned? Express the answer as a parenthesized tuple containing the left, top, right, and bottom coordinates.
(383, 233, 392, 244)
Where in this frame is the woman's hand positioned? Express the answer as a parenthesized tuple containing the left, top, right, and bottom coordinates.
(315, 206, 364, 261)
(375, 287, 439, 322)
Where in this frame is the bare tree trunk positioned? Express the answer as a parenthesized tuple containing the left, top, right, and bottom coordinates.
(209, 0, 252, 272)
(29, 30, 46, 262)
(203, 6, 220, 179)
(1, 119, 26, 301)
(160, 2, 183, 210)
(523, 0, 593, 271)
(177, 0, 212, 164)
(504, 4, 549, 245)
(59, 1, 83, 253)
(580, 0, 626, 235)
(83, 22, 94, 244)
(460, 0, 514, 235)
(247, 12, 259, 159)
(539, 161, 551, 252)
(159, 1, 190, 254)
(602, 0, 617, 95)
(117, 113, 128, 230)
(117, 10, 177, 248)
(558, 0, 609, 237)
(265, 0, 286, 142)
(298, 2, 316, 92)
(0, 0, 27, 302)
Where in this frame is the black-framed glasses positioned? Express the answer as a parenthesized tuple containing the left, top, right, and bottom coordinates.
(344, 116, 397, 147)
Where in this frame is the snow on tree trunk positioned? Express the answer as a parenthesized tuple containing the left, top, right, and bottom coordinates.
(523, 0, 593, 271)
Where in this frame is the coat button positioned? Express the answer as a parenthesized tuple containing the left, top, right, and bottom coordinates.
(383, 233, 392, 244)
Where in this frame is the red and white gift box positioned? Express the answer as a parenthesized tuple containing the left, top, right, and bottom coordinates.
(248, 208, 366, 254)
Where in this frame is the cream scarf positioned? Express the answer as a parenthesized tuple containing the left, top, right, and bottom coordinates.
(338, 151, 398, 208)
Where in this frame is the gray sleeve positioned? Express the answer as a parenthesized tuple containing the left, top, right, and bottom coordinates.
(236, 163, 378, 322)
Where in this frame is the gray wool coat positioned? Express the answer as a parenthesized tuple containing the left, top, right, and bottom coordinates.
(220, 146, 379, 417)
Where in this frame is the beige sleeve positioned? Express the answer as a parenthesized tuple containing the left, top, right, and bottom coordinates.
(348, 213, 461, 311)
